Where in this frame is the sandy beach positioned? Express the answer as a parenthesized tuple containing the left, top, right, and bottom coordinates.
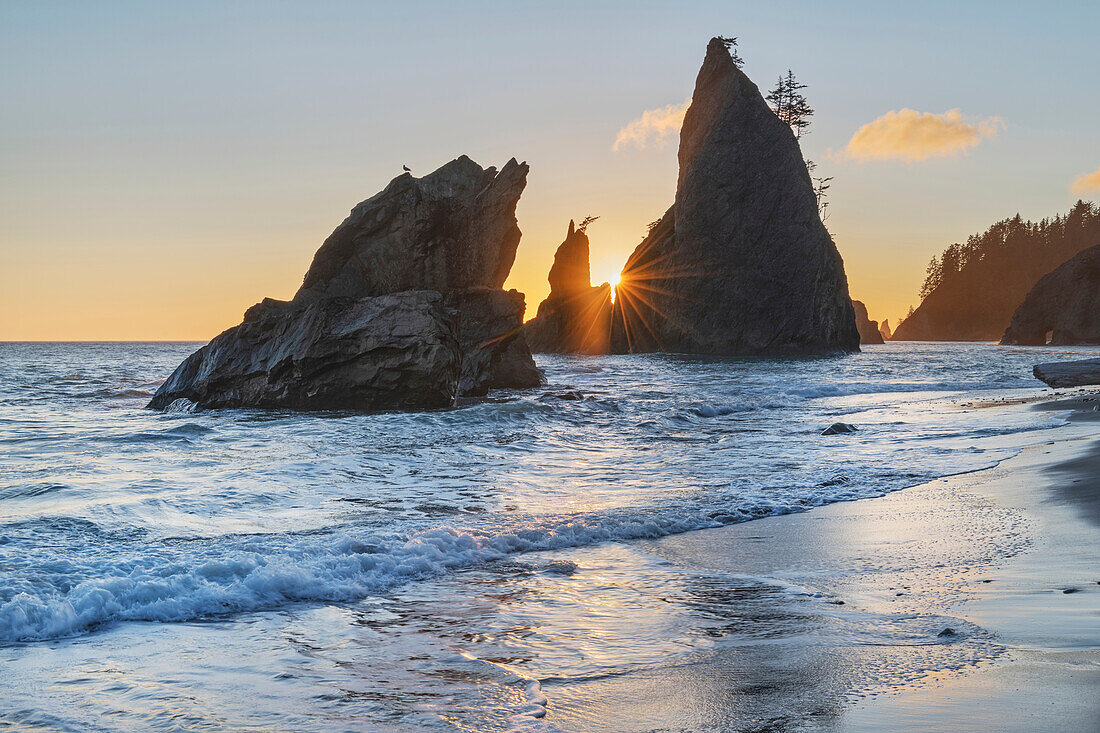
(545, 398, 1100, 732)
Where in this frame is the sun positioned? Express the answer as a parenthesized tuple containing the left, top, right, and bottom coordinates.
(592, 264, 622, 291)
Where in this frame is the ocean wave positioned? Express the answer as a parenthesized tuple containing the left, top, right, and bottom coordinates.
(0, 465, 966, 645)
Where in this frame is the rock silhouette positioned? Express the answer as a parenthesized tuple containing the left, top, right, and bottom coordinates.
(524, 220, 613, 354)
(150, 157, 540, 411)
(610, 38, 859, 356)
(1001, 244, 1100, 345)
(852, 300, 885, 345)
(878, 319, 893, 341)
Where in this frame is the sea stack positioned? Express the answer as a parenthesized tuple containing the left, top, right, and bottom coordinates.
(524, 220, 613, 354)
(610, 38, 859, 355)
(852, 300, 885, 345)
(149, 156, 541, 411)
(1001, 244, 1100, 345)
(878, 319, 892, 341)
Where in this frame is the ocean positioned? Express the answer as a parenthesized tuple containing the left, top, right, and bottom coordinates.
(1, 341, 1097, 731)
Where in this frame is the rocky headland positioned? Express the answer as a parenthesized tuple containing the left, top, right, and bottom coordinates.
(149, 156, 541, 411)
(609, 38, 859, 355)
(893, 202, 1100, 341)
(1001, 243, 1100, 346)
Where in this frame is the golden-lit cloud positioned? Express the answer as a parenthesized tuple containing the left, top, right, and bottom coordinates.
(839, 108, 1003, 162)
(1071, 164, 1100, 194)
(613, 100, 689, 151)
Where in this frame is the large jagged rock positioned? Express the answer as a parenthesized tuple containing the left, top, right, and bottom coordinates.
(852, 300, 885, 345)
(148, 292, 460, 411)
(610, 38, 859, 356)
(446, 288, 541, 396)
(295, 155, 529, 302)
(878, 319, 893, 341)
(524, 220, 612, 354)
(149, 157, 541, 411)
(1001, 244, 1100, 345)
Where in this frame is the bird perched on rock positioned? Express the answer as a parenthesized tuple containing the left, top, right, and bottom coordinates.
(402, 165, 411, 173)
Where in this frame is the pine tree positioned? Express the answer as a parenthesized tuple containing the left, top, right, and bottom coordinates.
(766, 75, 787, 123)
(768, 70, 814, 138)
(576, 216, 599, 234)
(812, 175, 833, 223)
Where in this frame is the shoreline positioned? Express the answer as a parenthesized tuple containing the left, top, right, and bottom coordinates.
(543, 396, 1100, 732)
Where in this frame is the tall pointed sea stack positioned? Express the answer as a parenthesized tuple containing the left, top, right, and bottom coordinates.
(524, 220, 613, 354)
(611, 38, 859, 355)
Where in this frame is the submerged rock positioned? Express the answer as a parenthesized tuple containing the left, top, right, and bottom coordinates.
(1032, 359, 1100, 388)
(150, 157, 541, 412)
(524, 220, 613, 354)
(1001, 244, 1100, 346)
(852, 300, 885, 345)
(147, 292, 460, 411)
(610, 38, 859, 355)
(821, 422, 858, 436)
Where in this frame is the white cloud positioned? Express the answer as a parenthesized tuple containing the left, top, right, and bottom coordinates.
(839, 108, 1003, 162)
(613, 100, 689, 151)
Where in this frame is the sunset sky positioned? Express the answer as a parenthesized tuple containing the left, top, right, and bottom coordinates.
(3, 0, 1099, 340)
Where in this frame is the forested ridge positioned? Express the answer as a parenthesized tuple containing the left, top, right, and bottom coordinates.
(893, 200, 1100, 340)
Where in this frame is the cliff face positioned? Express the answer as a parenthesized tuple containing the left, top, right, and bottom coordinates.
(150, 157, 540, 412)
(852, 300, 885, 345)
(610, 38, 858, 355)
(1001, 244, 1100, 345)
(525, 221, 612, 354)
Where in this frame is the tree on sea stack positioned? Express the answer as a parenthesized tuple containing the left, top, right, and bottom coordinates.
(576, 215, 599, 234)
(767, 70, 814, 138)
(716, 36, 744, 68)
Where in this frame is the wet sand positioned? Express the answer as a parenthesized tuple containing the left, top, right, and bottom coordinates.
(545, 403, 1100, 732)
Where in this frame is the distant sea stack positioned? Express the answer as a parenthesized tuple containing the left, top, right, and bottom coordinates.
(852, 300, 885, 345)
(149, 156, 541, 411)
(893, 202, 1100, 341)
(1001, 243, 1100, 345)
(524, 220, 613, 354)
(610, 38, 859, 356)
(878, 319, 892, 341)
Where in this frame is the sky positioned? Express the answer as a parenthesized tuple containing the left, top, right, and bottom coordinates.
(2, 0, 1099, 340)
